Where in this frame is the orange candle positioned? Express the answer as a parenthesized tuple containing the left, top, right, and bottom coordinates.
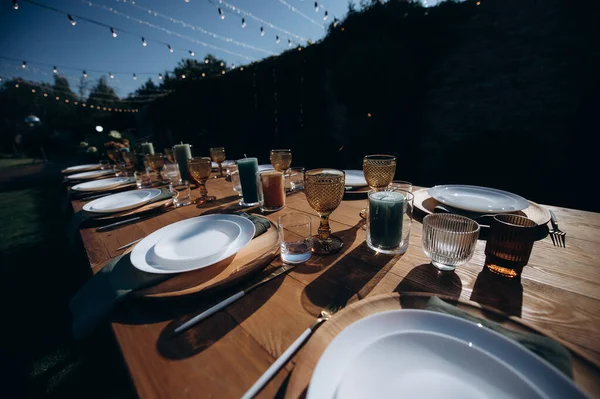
(259, 170, 285, 211)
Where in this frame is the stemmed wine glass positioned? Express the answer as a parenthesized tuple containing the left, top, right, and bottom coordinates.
(210, 147, 226, 178)
(270, 149, 292, 184)
(304, 169, 346, 255)
(145, 153, 166, 182)
(360, 154, 397, 218)
(164, 148, 175, 164)
(187, 157, 216, 204)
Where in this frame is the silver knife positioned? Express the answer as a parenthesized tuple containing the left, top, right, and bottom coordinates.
(174, 263, 296, 334)
(116, 238, 143, 250)
(96, 216, 141, 232)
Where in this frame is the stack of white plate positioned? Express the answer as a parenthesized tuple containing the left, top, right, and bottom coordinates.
(307, 310, 585, 399)
(131, 214, 256, 274)
(428, 185, 530, 213)
(83, 189, 162, 213)
(71, 177, 131, 192)
(63, 164, 101, 173)
(66, 169, 116, 180)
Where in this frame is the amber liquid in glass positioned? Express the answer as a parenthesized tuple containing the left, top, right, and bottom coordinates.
(146, 155, 165, 171)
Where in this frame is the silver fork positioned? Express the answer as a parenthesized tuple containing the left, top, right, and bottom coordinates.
(549, 210, 566, 247)
(241, 297, 346, 399)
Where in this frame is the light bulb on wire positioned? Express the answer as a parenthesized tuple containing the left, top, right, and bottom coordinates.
(141, 37, 147, 46)
(22, 61, 26, 69)
(82, 70, 87, 78)
(288, 39, 292, 47)
(324, 11, 328, 21)
(109, 72, 114, 79)
(12, 1, 18, 10)
(181, 74, 186, 79)
(241, 18, 246, 28)
(314, 2, 319, 12)
(68, 14, 76, 26)
(204, 58, 209, 64)
(218, 8, 224, 20)
(111, 27, 117, 38)
(133, 74, 137, 80)
(220, 62, 224, 67)
(333, 18, 338, 28)
(276, 35, 280, 44)
(189, 50, 195, 56)
(260, 26, 265, 36)
(53, 66, 58, 74)
(168, 44, 173, 53)
(158, 73, 163, 80)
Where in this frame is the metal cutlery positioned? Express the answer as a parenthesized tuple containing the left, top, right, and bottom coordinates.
(116, 238, 143, 251)
(240, 297, 346, 399)
(174, 264, 297, 334)
(96, 216, 142, 232)
(548, 210, 566, 247)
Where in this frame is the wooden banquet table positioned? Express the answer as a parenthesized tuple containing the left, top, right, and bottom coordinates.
(70, 177, 600, 398)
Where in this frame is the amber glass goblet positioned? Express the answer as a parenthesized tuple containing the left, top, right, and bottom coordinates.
(210, 147, 226, 177)
(270, 149, 292, 174)
(360, 154, 397, 218)
(188, 157, 216, 204)
(146, 153, 166, 183)
(304, 169, 345, 255)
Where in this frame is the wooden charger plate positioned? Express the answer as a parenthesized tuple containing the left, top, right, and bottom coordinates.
(133, 216, 280, 298)
(285, 293, 600, 399)
(412, 188, 551, 226)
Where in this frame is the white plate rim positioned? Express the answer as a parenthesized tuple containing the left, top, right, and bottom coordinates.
(67, 169, 116, 180)
(82, 189, 161, 213)
(64, 163, 101, 172)
(342, 170, 368, 188)
(71, 177, 130, 192)
(428, 184, 530, 213)
(130, 214, 256, 274)
(307, 309, 585, 399)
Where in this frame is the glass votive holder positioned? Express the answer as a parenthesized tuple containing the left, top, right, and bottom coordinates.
(422, 214, 481, 272)
(289, 167, 305, 191)
(98, 160, 111, 170)
(484, 214, 538, 279)
(366, 189, 414, 255)
(170, 180, 193, 207)
(389, 180, 413, 192)
(278, 213, 313, 264)
(114, 162, 129, 177)
(134, 170, 152, 189)
(162, 163, 181, 184)
(257, 170, 286, 212)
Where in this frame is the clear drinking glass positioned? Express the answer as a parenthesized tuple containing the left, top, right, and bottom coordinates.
(304, 169, 345, 255)
(257, 170, 286, 212)
(484, 215, 538, 279)
(170, 180, 193, 207)
(278, 213, 312, 264)
(134, 170, 152, 188)
(366, 189, 414, 254)
(162, 163, 181, 184)
(422, 214, 481, 271)
(289, 167, 305, 191)
(389, 180, 413, 192)
(187, 156, 216, 204)
(98, 160, 111, 170)
(114, 162, 128, 177)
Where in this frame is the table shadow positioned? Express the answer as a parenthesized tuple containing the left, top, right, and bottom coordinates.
(195, 194, 240, 210)
(470, 266, 523, 317)
(394, 263, 463, 300)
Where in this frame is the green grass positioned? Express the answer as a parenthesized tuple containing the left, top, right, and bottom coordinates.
(0, 157, 42, 169)
(0, 188, 48, 253)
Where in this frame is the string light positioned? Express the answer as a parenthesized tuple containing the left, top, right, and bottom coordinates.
(15, 84, 19, 88)
(315, 2, 319, 12)
(109, 72, 114, 79)
(221, 70, 225, 75)
(55, 96, 60, 100)
(324, 11, 328, 21)
(158, 73, 163, 80)
(65, 99, 69, 103)
(82, 70, 87, 78)
(74, 101, 78, 105)
(276, 35, 280, 44)
(111, 27, 117, 38)
(220, 62, 224, 67)
(218, 8, 224, 20)
(90, 105, 94, 108)
(189, 50, 195, 56)
(133, 73, 137, 80)
(141, 37, 147, 46)
(204, 58, 209, 64)
(53, 66, 58, 74)
(68, 14, 76, 26)
(276, 0, 325, 29)
(31, 89, 35, 93)
(333, 18, 338, 28)
(231, 64, 236, 69)
(43, 93, 48, 97)
(168, 44, 173, 53)
(240, 67, 244, 71)
(12, 1, 18, 11)
(260, 26, 265, 36)
(181, 74, 186, 79)
(241, 18, 246, 28)
(201, 72, 206, 77)
(22, 61, 27, 69)
(288, 39, 292, 47)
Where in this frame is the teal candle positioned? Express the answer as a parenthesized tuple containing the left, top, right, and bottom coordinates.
(141, 142, 154, 155)
(368, 191, 405, 249)
(237, 157, 259, 204)
(174, 144, 192, 180)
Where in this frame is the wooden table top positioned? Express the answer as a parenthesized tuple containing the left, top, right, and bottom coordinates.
(71, 177, 600, 399)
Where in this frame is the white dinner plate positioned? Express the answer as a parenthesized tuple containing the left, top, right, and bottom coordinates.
(308, 310, 585, 399)
(64, 163, 101, 173)
(130, 214, 256, 274)
(258, 164, 274, 171)
(153, 219, 242, 268)
(67, 169, 116, 180)
(428, 185, 530, 213)
(343, 170, 368, 187)
(335, 331, 543, 399)
(71, 177, 130, 192)
(211, 160, 235, 169)
(82, 189, 161, 214)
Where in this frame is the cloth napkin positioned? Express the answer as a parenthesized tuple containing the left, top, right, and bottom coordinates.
(70, 213, 271, 340)
(426, 296, 573, 377)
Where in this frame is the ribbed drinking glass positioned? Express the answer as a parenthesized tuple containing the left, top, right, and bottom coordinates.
(422, 214, 480, 271)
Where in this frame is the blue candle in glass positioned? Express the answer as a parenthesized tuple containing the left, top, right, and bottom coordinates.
(367, 191, 405, 252)
(237, 157, 260, 205)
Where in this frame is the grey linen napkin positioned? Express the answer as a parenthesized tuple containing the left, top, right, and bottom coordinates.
(426, 296, 573, 377)
(70, 213, 271, 339)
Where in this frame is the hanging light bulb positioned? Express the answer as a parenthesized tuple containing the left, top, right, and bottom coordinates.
(168, 44, 173, 53)
(202, 72, 206, 77)
(141, 37, 147, 46)
(82, 70, 87, 78)
(53, 66, 58, 74)
(109, 72, 114, 79)
(0, 77, 2, 82)
(68, 14, 76, 26)
(181, 74, 186, 79)
(276, 35, 280, 44)
(111, 27, 117, 38)
(221, 70, 225, 75)
(288, 39, 292, 47)
(158, 73, 163, 80)
(260, 26, 265, 36)
(12, 1, 18, 10)
(133, 74, 137, 80)
(22, 61, 26, 69)
(314, 2, 319, 12)
(241, 18, 246, 28)
(333, 17, 338, 28)
(218, 8, 224, 19)
(204, 58, 209, 64)
(220, 62, 224, 67)
(189, 50, 195, 56)
(324, 11, 328, 20)
(231, 64, 236, 69)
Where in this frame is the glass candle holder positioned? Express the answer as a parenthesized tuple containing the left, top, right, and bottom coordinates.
(422, 214, 480, 271)
(389, 180, 413, 192)
(170, 180, 193, 207)
(366, 189, 414, 254)
(484, 215, 538, 279)
(162, 163, 181, 184)
(258, 170, 286, 212)
(289, 167, 305, 191)
(114, 162, 129, 177)
(237, 157, 260, 206)
(278, 213, 312, 264)
(134, 170, 152, 189)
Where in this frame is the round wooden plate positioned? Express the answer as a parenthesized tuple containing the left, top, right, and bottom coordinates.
(285, 293, 600, 399)
(413, 188, 551, 226)
(132, 217, 280, 298)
